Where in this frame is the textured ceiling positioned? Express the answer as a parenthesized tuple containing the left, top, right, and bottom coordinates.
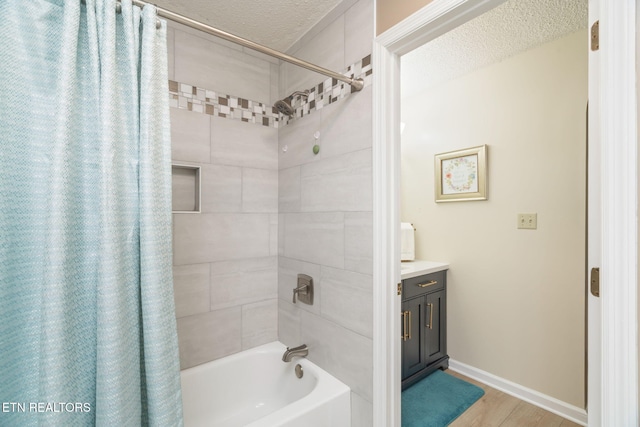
(151, 0, 344, 52)
(401, 0, 588, 99)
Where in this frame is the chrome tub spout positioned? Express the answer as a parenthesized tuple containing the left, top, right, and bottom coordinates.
(282, 344, 308, 362)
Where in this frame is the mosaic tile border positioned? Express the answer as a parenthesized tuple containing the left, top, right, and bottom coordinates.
(169, 81, 281, 128)
(279, 54, 372, 126)
(168, 54, 372, 129)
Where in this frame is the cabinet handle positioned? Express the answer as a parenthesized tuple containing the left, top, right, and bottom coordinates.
(401, 310, 412, 341)
(417, 280, 438, 288)
(426, 303, 434, 330)
(402, 311, 407, 341)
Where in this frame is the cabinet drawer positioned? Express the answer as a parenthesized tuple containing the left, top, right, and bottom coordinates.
(402, 270, 445, 300)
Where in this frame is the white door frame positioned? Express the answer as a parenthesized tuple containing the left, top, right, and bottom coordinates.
(586, 0, 601, 423)
(597, 2, 638, 425)
(371, 0, 638, 425)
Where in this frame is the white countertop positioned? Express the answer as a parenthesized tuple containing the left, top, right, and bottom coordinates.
(400, 259, 449, 280)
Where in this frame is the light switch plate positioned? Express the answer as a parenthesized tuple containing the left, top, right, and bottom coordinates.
(517, 213, 537, 229)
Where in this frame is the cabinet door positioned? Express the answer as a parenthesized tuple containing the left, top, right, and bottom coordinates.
(401, 296, 425, 379)
(425, 289, 446, 364)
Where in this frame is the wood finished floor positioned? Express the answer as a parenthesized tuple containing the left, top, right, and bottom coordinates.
(446, 370, 583, 427)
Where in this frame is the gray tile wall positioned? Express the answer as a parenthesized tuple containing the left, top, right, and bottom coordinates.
(167, 1, 375, 424)
(168, 22, 280, 369)
(277, 1, 374, 425)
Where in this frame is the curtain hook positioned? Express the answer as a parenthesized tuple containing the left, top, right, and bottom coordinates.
(116, 2, 122, 14)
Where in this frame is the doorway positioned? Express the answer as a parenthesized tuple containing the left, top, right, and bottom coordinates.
(371, 0, 638, 426)
(400, 0, 587, 419)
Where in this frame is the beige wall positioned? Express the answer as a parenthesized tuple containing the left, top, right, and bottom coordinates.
(376, 0, 433, 35)
(401, 30, 587, 407)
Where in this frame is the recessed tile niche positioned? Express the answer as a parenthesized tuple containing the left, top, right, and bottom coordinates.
(172, 164, 201, 213)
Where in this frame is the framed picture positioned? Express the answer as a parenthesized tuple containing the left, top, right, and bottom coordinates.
(434, 145, 487, 202)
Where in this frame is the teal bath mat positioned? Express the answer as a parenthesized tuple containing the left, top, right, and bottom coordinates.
(402, 370, 484, 426)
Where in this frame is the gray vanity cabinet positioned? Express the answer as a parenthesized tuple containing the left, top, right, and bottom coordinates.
(401, 270, 449, 390)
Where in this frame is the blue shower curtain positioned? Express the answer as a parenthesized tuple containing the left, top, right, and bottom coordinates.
(0, 0, 183, 425)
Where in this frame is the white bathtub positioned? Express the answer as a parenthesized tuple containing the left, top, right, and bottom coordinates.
(180, 341, 351, 427)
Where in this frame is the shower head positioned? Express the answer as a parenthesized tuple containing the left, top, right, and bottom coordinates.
(274, 99, 295, 117)
(274, 90, 310, 117)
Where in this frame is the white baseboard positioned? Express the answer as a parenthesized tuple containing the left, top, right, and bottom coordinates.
(448, 359, 587, 426)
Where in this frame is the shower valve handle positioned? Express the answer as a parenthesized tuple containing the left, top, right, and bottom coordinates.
(292, 284, 308, 303)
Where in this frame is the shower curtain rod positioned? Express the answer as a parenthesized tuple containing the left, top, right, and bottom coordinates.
(129, 0, 365, 92)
